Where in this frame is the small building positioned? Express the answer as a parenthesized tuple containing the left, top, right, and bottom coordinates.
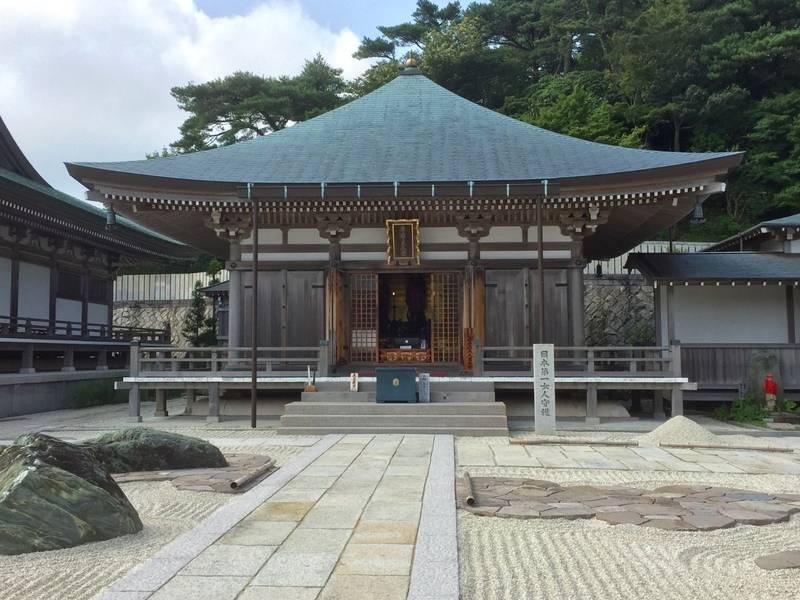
(66, 65, 744, 428)
(0, 116, 188, 415)
(627, 214, 800, 401)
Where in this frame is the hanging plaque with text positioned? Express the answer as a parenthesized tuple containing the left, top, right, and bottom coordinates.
(533, 343, 556, 434)
(386, 219, 420, 266)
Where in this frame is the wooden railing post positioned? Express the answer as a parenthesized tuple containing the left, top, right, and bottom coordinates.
(211, 350, 218, 372)
(472, 339, 483, 376)
(585, 383, 599, 426)
(587, 349, 595, 374)
(96, 349, 108, 370)
(318, 340, 329, 377)
(670, 342, 683, 416)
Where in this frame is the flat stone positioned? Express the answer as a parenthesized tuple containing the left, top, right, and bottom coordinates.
(252, 553, 339, 587)
(150, 576, 250, 600)
(596, 511, 646, 525)
(683, 513, 736, 530)
(465, 506, 501, 516)
(546, 490, 607, 503)
(350, 521, 418, 545)
(721, 491, 776, 502)
(249, 501, 314, 522)
(183, 544, 275, 576)
(362, 501, 421, 523)
(718, 507, 789, 525)
(319, 574, 409, 600)
(336, 543, 414, 576)
(538, 506, 595, 520)
(729, 500, 797, 515)
(219, 520, 296, 546)
(641, 518, 697, 531)
(496, 505, 545, 518)
(651, 485, 709, 495)
(279, 529, 351, 555)
(238, 587, 321, 600)
(626, 504, 689, 517)
(755, 550, 800, 571)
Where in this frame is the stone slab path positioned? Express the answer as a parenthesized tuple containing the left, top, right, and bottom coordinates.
(457, 439, 800, 474)
(97, 433, 458, 600)
(458, 476, 800, 530)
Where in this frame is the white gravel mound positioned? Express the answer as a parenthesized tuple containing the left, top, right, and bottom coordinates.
(637, 416, 782, 449)
(637, 416, 720, 447)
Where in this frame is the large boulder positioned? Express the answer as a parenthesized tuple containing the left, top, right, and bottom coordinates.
(85, 428, 228, 473)
(0, 434, 143, 555)
(746, 350, 782, 406)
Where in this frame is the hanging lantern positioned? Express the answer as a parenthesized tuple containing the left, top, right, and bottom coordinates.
(690, 200, 705, 225)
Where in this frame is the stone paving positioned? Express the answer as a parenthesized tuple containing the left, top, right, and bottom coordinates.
(457, 438, 800, 475)
(100, 433, 459, 600)
(458, 476, 800, 530)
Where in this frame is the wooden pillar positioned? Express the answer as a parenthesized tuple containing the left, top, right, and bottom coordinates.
(670, 343, 683, 416)
(9, 255, 19, 323)
(228, 241, 243, 362)
(81, 271, 89, 336)
(128, 341, 142, 422)
(786, 286, 796, 343)
(49, 265, 57, 334)
(585, 384, 599, 426)
(208, 383, 221, 422)
(536, 198, 545, 342)
(568, 262, 585, 346)
(154, 390, 168, 417)
(185, 388, 197, 415)
(96, 349, 108, 370)
(20, 344, 35, 374)
(61, 348, 75, 372)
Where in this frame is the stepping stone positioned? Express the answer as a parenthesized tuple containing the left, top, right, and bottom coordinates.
(520, 479, 561, 490)
(755, 550, 800, 571)
(596, 511, 646, 525)
(652, 485, 709, 495)
(467, 506, 501, 516)
(626, 504, 690, 517)
(641, 518, 697, 531)
(718, 507, 789, 525)
(730, 501, 799, 515)
(643, 492, 688, 500)
(722, 491, 776, 502)
(538, 506, 595, 520)
(547, 490, 608, 503)
(500, 487, 556, 500)
(497, 505, 545, 518)
(683, 513, 735, 531)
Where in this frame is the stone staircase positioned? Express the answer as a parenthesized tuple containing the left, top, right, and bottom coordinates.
(278, 391, 508, 436)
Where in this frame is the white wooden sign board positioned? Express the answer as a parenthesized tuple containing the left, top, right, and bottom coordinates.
(533, 343, 556, 434)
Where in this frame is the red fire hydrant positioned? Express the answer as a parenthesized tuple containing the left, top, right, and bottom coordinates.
(763, 373, 778, 411)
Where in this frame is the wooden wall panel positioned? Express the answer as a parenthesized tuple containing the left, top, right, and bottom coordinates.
(287, 271, 325, 346)
(242, 270, 281, 346)
(485, 269, 529, 349)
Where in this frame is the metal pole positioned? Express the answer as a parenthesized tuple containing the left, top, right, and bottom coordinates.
(249, 183, 259, 429)
(536, 193, 545, 342)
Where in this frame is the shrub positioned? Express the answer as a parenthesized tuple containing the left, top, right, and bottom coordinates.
(70, 379, 127, 408)
(713, 394, 767, 425)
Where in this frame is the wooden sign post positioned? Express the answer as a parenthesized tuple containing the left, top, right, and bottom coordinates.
(533, 343, 556, 434)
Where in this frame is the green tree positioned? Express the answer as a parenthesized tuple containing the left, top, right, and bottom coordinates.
(169, 55, 345, 152)
(182, 281, 217, 347)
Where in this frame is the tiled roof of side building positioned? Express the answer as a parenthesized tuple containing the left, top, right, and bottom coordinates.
(705, 212, 800, 251)
(626, 252, 800, 281)
(0, 166, 186, 249)
(68, 69, 742, 185)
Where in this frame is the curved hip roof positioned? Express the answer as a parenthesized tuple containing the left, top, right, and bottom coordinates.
(69, 68, 741, 186)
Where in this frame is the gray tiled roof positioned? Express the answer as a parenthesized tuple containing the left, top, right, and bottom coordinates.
(705, 212, 800, 251)
(626, 252, 800, 280)
(70, 70, 740, 185)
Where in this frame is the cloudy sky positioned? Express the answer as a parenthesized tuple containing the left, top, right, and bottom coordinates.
(0, 0, 422, 197)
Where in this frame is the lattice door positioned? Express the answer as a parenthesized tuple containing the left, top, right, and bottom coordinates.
(349, 273, 378, 363)
(431, 272, 462, 363)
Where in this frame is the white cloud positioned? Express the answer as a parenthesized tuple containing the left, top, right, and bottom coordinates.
(0, 0, 367, 197)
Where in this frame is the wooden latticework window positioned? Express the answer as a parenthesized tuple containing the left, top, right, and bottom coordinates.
(431, 272, 461, 363)
(349, 273, 378, 362)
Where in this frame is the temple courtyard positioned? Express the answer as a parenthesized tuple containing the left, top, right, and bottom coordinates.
(1, 403, 800, 600)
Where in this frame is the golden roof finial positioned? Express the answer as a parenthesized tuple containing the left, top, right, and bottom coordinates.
(404, 57, 418, 68)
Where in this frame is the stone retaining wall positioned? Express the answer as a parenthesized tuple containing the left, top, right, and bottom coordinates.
(113, 299, 209, 347)
(584, 275, 655, 346)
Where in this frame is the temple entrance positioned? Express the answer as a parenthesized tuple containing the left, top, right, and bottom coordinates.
(347, 271, 461, 364)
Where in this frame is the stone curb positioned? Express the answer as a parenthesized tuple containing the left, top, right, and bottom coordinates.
(408, 434, 459, 600)
(93, 434, 343, 600)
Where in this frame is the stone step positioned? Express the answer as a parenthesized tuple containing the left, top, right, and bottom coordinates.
(283, 401, 506, 415)
(280, 414, 508, 428)
(300, 391, 495, 403)
(301, 391, 376, 403)
(278, 426, 509, 436)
